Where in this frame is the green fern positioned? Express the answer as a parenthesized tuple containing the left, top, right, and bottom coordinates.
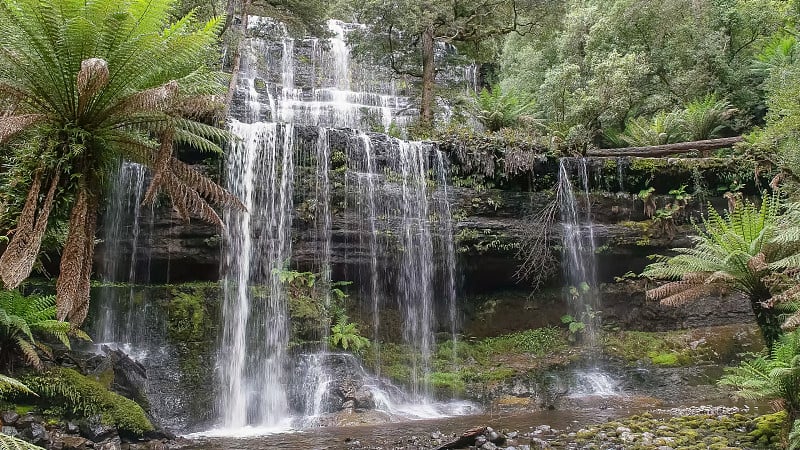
(720, 330, 800, 443)
(330, 315, 370, 353)
(643, 194, 800, 348)
(680, 94, 735, 141)
(472, 86, 535, 132)
(620, 111, 683, 146)
(0, 432, 44, 450)
(0, 290, 89, 370)
(0, 374, 35, 397)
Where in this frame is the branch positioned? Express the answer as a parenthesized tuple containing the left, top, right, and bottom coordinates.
(386, 23, 423, 78)
(587, 137, 744, 157)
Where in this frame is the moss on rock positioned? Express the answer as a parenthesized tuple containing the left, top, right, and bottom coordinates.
(21, 367, 153, 436)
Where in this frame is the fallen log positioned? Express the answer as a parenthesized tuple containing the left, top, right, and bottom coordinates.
(435, 426, 486, 450)
(588, 136, 743, 157)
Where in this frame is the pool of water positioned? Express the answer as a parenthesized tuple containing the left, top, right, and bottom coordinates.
(183, 406, 641, 449)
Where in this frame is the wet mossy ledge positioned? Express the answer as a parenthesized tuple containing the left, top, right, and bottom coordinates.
(78, 281, 764, 410)
(17, 368, 153, 436)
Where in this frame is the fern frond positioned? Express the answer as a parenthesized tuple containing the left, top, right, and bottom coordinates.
(16, 337, 42, 370)
(0, 431, 45, 449)
(0, 374, 36, 397)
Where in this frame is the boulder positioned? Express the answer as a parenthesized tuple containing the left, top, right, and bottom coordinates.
(1, 411, 20, 425)
(80, 416, 117, 442)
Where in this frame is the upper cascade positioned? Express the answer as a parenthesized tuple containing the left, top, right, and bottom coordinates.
(233, 18, 414, 131)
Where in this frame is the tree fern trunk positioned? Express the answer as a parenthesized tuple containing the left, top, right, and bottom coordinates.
(752, 296, 783, 350)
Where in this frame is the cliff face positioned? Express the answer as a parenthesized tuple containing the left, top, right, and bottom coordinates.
(93, 145, 758, 290)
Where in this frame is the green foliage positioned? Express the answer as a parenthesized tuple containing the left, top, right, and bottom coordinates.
(720, 329, 800, 441)
(750, 24, 800, 197)
(165, 288, 210, 343)
(472, 86, 535, 132)
(561, 314, 585, 336)
(329, 315, 370, 352)
(642, 194, 800, 348)
(749, 411, 788, 447)
(620, 111, 683, 146)
(681, 94, 735, 141)
(428, 371, 465, 395)
(0, 0, 239, 310)
(480, 326, 566, 356)
(0, 432, 44, 450)
(500, 0, 784, 141)
(435, 124, 549, 186)
(0, 290, 88, 371)
(0, 374, 34, 398)
(20, 367, 153, 436)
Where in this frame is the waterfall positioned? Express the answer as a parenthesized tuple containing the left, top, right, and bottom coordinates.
(558, 159, 621, 397)
(435, 152, 459, 367)
(220, 121, 294, 428)
(94, 162, 154, 350)
(558, 158, 599, 346)
(215, 16, 470, 431)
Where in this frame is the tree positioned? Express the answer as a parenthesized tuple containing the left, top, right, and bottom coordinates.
(342, 0, 555, 127)
(500, 0, 785, 143)
(0, 0, 243, 325)
(642, 195, 800, 349)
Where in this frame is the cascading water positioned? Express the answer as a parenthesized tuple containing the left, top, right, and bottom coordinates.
(558, 158, 599, 344)
(558, 158, 619, 396)
(215, 16, 472, 432)
(220, 121, 294, 429)
(94, 162, 154, 352)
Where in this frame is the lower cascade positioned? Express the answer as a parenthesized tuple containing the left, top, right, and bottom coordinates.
(214, 119, 469, 432)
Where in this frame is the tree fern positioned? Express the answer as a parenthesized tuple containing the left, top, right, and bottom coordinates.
(0, 0, 245, 325)
(720, 330, 800, 442)
(643, 194, 800, 348)
(679, 94, 735, 141)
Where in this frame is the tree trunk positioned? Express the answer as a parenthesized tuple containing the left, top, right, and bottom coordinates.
(751, 296, 783, 350)
(587, 136, 744, 157)
(420, 26, 435, 127)
(223, 0, 251, 117)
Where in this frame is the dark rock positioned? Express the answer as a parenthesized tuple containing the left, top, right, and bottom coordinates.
(486, 430, 505, 444)
(106, 347, 149, 410)
(16, 414, 37, 429)
(80, 416, 117, 442)
(67, 421, 81, 434)
(1, 426, 19, 437)
(1, 411, 20, 425)
(61, 435, 90, 450)
(22, 422, 50, 446)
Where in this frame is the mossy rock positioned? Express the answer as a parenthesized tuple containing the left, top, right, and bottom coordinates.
(20, 368, 153, 436)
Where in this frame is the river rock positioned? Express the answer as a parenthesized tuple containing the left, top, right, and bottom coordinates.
(96, 436, 123, 450)
(1, 411, 19, 425)
(22, 422, 50, 446)
(61, 435, 90, 449)
(1, 426, 18, 437)
(80, 416, 117, 442)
